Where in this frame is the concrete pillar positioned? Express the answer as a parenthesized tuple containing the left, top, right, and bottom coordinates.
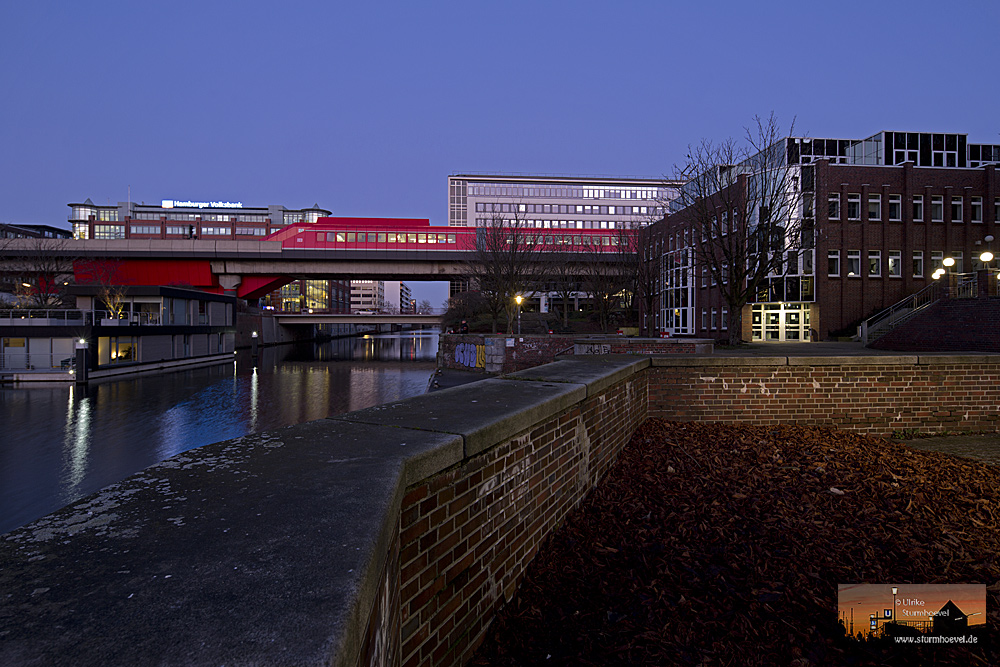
(219, 275, 242, 297)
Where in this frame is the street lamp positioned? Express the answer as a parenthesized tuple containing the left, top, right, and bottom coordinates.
(980, 235, 995, 264)
(891, 587, 898, 626)
(515, 295, 523, 335)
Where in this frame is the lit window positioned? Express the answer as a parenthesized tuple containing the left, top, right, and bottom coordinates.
(847, 250, 860, 277)
(888, 251, 901, 277)
(868, 250, 881, 277)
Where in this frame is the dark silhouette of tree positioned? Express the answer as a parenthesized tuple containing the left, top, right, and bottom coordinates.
(670, 113, 809, 345)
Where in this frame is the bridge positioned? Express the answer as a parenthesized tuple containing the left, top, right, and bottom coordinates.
(274, 313, 442, 325)
(1, 218, 630, 299)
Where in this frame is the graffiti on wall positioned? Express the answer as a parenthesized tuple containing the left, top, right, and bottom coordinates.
(455, 342, 486, 369)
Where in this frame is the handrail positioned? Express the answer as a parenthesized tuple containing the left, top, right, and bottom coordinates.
(0, 309, 162, 326)
(860, 282, 941, 345)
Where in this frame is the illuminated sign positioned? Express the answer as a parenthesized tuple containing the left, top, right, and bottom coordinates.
(161, 200, 244, 209)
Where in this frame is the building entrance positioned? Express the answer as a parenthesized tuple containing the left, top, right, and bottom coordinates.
(751, 303, 811, 342)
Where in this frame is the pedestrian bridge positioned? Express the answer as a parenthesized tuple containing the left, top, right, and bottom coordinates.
(274, 313, 441, 325)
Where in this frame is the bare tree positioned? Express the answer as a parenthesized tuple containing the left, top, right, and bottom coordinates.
(615, 224, 660, 336)
(417, 299, 433, 314)
(541, 256, 582, 330)
(4, 236, 75, 308)
(671, 113, 808, 345)
(76, 258, 130, 319)
(463, 204, 542, 334)
(578, 235, 625, 334)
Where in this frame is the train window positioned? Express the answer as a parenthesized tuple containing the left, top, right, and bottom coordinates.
(545, 235, 553, 244)
(317, 232, 324, 242)
(347, 233, 355, 242)
(368, 233, 376, 242)
(573, 235, 581, 245)
(336, 232, 346, 242)
(448, 234, 456, 244)
(427, 234, 436, 244)
(408, 233, 417, 243)
(326, 232, 335, 242)
(418, 234, 426, 243)
(378, 233, 386, 243)
(438, 233, 447, 243)
(388, 233, 396, 242)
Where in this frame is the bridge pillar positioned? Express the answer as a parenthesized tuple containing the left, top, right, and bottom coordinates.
(219, 274, 242, 297)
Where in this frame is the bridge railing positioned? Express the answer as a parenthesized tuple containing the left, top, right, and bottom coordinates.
(0, 309, 163, 327)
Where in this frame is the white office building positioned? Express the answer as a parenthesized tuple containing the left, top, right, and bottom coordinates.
(448, 174, 682, 230)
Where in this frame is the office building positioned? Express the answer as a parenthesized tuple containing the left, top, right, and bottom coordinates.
(657, 129, 1000, 342)
(448, 174, 682, 230)
(68, 198, 330, 240)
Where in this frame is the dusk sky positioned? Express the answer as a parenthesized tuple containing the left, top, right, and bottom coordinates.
(2, 1, 998, 304)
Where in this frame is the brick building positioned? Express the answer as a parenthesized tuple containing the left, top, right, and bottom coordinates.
(655, 130, 1000, 342)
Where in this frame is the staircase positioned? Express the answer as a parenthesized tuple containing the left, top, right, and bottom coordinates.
(859, 282, 942, 345)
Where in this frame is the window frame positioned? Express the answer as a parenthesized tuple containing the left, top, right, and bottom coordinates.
(868, 194, 881, 221)
(847, 250, 861, 277)
(828, 193, 841, 220)
(912, 195, 924, 222)
(827, 249, 840, 277)
(931, 195, 944, 222)
(971, 196, 983, 223)
(888, 251, 902, 277)
(847, 194, 861, 221)
(868, 250, 882, 277)
(912, 250, 924, 278)
(888, 194, 902, 221)
(951, 196, 963, 223)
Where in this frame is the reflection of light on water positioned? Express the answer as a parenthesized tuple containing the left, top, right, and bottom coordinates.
(62, 385, 92, 501)
(250, 366, 259, 431)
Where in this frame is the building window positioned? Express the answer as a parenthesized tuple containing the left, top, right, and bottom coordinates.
(868, 195, 881, 221)
(888, 251, 901, 277)
(701, 265, 707, 288)
(701, 309, 708, 331)
(951, 196, 963, 222)
(847, 250, 860, 277)
(931, 195, 944, 222)
(94, 225, 125, 240)
(868, 250, 881, 277)
(721, 308, 728, 330)
(912, 195, 924, 222)
(951, 251, 963, 273)
(828, 194, 840, 220)
(996, 198, 1000, 222)
(711, 308, 717, 330)
(971, 196, 982, 223)
(847, 194, 861, 220)
(827, 250, 840, 276)
(931, 251, 943, 272)
(888, 195, 901, 221)
(913, 251, 924, 277)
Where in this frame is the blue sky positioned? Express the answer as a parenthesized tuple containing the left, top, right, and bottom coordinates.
(2, 0, 997, 304)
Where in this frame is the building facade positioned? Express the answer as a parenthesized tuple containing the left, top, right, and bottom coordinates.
(68, 198, 330, 240)
(448, 174, 682, 230)
(657, 130, 1000, 342)
(351, 280, 385, 313)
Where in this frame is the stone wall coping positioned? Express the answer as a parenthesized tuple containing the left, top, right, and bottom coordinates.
(333, 378, 587, 457)
(506, 356, 650, 397)
(651, 354, 1000, 368)
(572, 336, 714, 344)
(0, 419, 462, 667)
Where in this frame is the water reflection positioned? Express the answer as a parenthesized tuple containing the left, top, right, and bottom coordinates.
(0, 330, 438, 535)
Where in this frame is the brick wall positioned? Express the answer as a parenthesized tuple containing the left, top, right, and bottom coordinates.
(440, 334, 713, 374)
(648, 356, 1000, 435)
(392, 371, 648, 666)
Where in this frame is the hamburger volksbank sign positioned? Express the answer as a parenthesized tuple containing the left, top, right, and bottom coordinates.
(161, 200, 244, 209)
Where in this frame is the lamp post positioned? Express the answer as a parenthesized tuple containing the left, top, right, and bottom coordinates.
(515, 295, 523, 336)
(891, 587, 898, 626)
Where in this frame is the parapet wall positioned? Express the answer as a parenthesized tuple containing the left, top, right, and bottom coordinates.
(648, 354, 1000, 435)
(3, 353, 998, 667)
(0, 355, 650, 667)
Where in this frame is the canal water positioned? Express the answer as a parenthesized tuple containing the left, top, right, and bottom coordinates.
(0, 330, 439, 535)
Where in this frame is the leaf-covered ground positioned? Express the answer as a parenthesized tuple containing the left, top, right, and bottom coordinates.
(470, 420, 998, 666)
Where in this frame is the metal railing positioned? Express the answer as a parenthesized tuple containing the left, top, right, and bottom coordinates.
(0, 352, 75, 371)
(0, 309, 162, 326)
(860, 282, 941, 345)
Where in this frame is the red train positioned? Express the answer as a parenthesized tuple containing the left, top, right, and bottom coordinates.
(267, 217, 629, 252)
